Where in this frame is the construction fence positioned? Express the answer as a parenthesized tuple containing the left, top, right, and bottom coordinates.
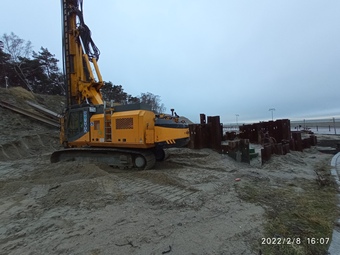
(224, 118, 340, 135)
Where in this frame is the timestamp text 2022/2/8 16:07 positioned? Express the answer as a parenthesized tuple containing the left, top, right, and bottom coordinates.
(261, 237, 330, 245)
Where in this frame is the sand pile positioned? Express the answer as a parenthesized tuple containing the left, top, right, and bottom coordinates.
(0, 87, 63, 161)
(6, 87, 35, 101)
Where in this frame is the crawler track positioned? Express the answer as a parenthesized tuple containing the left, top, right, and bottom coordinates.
(50, 147, 156, 170)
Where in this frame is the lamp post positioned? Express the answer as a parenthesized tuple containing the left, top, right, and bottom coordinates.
(269, 108, 275, 121)
(5, 76, 8, 89)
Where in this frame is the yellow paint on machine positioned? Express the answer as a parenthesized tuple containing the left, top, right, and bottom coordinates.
(68, 109, 189, 148)
(154, 126, 189, 143)
(111, 110, 155, 147)
(88, 110, 156, 149)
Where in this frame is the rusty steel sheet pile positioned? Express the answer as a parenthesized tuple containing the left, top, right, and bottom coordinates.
(188, 116, 318, 165)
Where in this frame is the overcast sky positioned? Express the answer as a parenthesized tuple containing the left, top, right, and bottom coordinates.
(1, 0, 340, 124)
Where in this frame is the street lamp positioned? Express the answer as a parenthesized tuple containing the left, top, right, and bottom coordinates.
(269, 108, 275, 121)
(4, 76, 9, 89)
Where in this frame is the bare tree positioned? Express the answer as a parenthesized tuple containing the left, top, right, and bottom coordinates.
(2, 32, 32, 62)
(139, 92, 166, 114)
(1, 32, 33, 91)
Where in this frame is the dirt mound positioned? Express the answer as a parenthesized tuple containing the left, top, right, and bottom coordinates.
(6, 87, 35, 101)
(0, 87, 65, 112)
(0, 87, 64, 161)
(0, 132, 60, 161)
(36, 163, 114, 209)
(167, 147, 239, 171)
(0, 160, 112, 208)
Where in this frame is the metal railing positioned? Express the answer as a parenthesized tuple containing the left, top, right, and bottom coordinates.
(291, 118, 339, 135)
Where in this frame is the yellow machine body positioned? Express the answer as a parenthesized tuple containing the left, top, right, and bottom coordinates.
(67, 110, 189, 149)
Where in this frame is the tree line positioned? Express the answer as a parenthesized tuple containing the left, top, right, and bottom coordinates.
(0, 32, 165, 113)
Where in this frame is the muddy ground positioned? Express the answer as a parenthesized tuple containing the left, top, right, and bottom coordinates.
(0, 87, 337, 255)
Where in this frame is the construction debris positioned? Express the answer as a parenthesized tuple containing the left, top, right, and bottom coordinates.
(0, 100, 60, 127)
(26, 101, 61, 120)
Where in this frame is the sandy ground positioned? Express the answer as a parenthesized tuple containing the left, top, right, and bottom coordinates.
(0, 88, 337, 254)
